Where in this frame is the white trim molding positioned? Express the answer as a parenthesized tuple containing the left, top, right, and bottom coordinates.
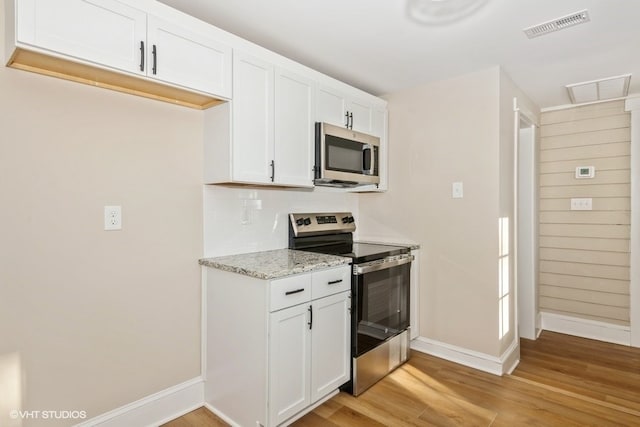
(410, 337, 519, 376)
(625, 96, 640, 348)
(74, 377, 204, 427)
(541, 312, 631, 346)
(202, 403, 240, 427)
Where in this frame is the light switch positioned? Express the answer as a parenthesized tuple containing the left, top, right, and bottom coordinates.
(452, 182, 463, 199)
(570, 198, 592, 210)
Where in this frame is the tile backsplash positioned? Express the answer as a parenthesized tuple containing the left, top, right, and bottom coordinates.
(203, 185, 359, 257)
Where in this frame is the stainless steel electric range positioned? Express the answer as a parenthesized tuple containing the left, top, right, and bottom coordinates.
(289, 212, 413, 396)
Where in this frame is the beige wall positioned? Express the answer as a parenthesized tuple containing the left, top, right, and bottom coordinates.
(539, 100, 631, 325)
(359, 67, 505, 356)
(0, 1, 203, 425)
(359, 66, 538, 357)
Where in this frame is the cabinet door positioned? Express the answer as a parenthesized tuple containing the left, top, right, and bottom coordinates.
(317, 85, 348, 128)
(347, 99, 373, 134)
(371, 108, 387, 139)
(311, 291, 351, 402)
(146, 16, 231, 98)
(16, 0, 146, 74)
(232, 53, 274, 184)
(274, 68, 315, 187)
(269, 303, 311, 426)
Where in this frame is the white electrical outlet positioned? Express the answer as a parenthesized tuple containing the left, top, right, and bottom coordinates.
(452, 182, 463, 199)
(570, 198, 592, 211)
(104, 205, 122, 230)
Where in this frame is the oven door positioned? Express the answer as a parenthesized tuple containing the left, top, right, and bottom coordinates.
(352, 254, 412, 357)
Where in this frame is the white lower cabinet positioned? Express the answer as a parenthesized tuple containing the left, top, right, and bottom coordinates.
(204, 265, 351, 427)
(268, 303, 311, 426)
(310, 291, 351, 402)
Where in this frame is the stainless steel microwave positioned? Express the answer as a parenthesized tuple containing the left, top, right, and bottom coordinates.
(314, 122, 380, 187)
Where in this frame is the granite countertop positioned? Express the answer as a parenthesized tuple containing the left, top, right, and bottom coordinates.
(199, 249, 351, 280)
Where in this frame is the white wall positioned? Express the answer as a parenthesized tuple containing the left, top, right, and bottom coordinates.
(0, 2, 202, 425)
(203, 186, 358, 257)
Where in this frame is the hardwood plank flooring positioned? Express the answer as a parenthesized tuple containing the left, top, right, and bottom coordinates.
(164, 331, 640, 426)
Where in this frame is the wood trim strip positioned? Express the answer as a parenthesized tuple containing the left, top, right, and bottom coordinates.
(8, 47, 225, 110)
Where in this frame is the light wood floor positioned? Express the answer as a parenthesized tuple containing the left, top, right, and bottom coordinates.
(163, 331, 640, 426)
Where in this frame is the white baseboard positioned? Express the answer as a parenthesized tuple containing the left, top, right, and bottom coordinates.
(202, 403, 240, 427)
(411, 336, 519, 376)
(540, 312, 631, 346)
(203, 389, 339, 427)
(75, 377, 204, 427)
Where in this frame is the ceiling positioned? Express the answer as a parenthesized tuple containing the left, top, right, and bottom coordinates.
(158, 0, 640, 109)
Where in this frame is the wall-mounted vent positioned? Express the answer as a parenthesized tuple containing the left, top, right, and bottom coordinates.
(523, 10, 590, 39)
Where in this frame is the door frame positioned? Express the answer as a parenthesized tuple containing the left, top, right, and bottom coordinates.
(625, 97, 640, 347)
(513, 98, 539, 341)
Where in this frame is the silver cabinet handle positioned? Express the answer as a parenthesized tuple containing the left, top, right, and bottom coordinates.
(353, 254, 414, 275)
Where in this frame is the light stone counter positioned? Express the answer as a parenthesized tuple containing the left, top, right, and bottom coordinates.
(199, 249, 351, 280)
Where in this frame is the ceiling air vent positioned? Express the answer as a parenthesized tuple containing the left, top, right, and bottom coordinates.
(523, 9, 590, 39)
(566, 74, 631, 104)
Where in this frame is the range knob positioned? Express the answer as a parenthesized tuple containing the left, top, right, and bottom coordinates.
(348, 216, 355, 223)
(341, 216, 350, 224)
(303, 217, 311, 225)
(296, 218, 304, 226)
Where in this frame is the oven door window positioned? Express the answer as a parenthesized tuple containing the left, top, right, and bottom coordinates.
(325, 134, 366, 174)
(354, 263, 410, 356)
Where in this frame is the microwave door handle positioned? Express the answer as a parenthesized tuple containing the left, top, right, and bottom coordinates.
(363, 144, 374, 175)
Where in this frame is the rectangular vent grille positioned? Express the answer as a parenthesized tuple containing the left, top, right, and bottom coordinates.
(524, 10, 590, 39)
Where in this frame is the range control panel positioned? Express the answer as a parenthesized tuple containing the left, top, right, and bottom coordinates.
(289, 212, 356, 237)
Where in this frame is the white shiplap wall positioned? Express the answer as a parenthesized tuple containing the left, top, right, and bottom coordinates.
(539, 100, 631, 325)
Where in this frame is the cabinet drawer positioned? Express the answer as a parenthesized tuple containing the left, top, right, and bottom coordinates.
(312, 266, 351, 300)
(270, 274, 312, 312)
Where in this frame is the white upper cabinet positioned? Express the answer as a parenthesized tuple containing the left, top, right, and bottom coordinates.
(205, 51, 315, 187)
(274, 68, 315, 187)
(231, 53, 274, 184)
(16, 0, 147, 75)
(347, 98, 373, 134)
(146, 15, 231, 98)
(317, 86, 348, 128)
(8, 0, 232, 106)
(317, 84, 384, 136)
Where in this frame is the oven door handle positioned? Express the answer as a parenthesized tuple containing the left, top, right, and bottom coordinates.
(353, 254, 414, 275)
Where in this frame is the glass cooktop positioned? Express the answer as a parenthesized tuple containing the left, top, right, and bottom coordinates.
(300, 242, 409, 264)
